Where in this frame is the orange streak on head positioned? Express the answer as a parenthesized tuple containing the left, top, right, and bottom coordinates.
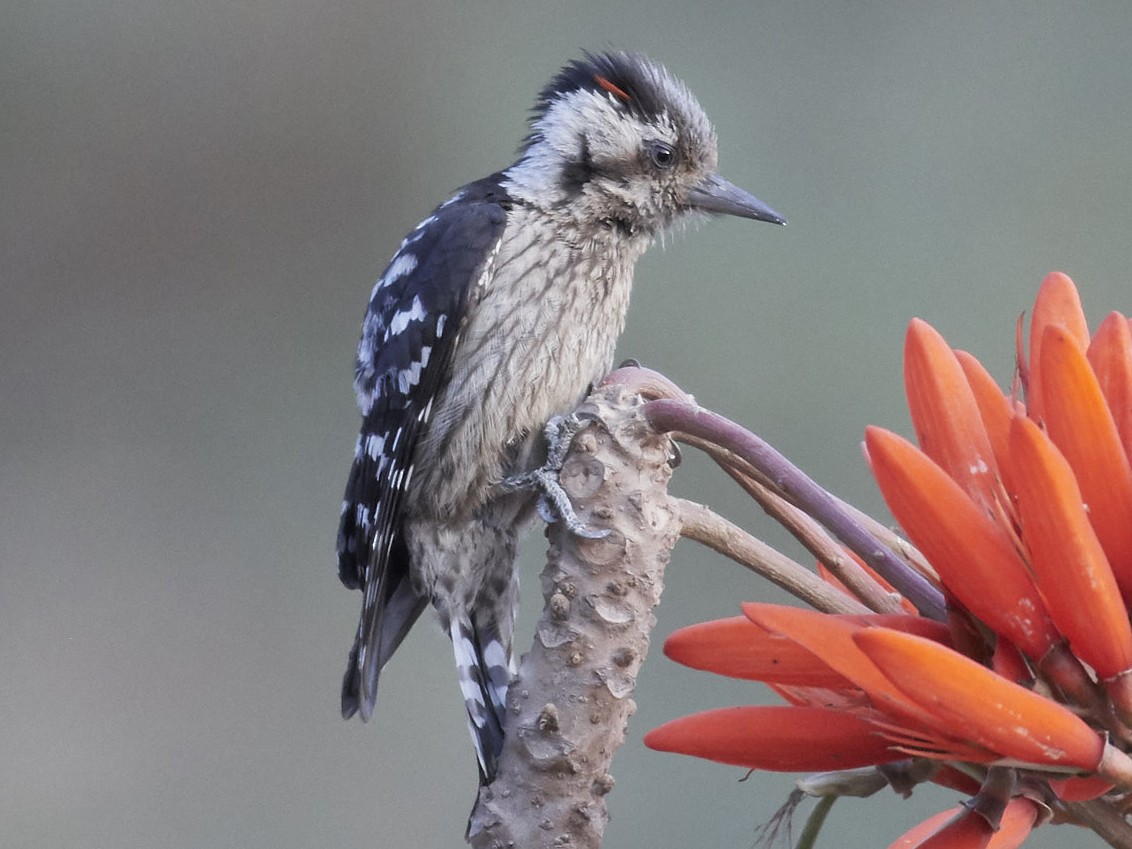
(594, 74, 631, 102)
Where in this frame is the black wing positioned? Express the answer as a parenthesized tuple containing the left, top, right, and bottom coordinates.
(337, 174, 510, 720)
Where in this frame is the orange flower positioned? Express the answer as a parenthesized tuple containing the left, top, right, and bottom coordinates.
(1036, 323, 1132, 599)
(662, 615, 856, 689)
(1087, 311, 1132, 457)
(643, 705, 906, 772)
(1047, 774, 1114, 802)
(865, 426, 1060, 662)
(741, 603, 943, 730)
(737, 605, 999, 763)
(854, 628, 1106, 771)
(663, 612, 950, 688)
(888, 808, 961, 849)
(648, 273, 1132, 849)
(954, 348, 1019, 505)
(904, 318, 1000, 515)
(887, 798, 1041, 849)
(1025, 271, 1090, 422)
(1008, 413, 1132, 680)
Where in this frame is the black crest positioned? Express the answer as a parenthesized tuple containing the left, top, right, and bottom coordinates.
(525, 52, 672, 145)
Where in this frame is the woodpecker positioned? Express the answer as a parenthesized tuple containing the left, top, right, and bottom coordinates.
(337, 51, 784, 782)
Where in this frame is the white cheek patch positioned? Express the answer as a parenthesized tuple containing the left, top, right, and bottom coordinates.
(545, 89, 648, 164)
(506, 90, 649, 205)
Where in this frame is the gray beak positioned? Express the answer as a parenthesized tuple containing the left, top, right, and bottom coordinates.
(686, 174, 786, 225)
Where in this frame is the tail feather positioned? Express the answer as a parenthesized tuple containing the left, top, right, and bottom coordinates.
(480, 637, 515, 730)
(341, 535, 426, 721)
(451, 617, 512, 783)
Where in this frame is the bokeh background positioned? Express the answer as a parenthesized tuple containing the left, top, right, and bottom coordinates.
(4, 2, 1132, 847)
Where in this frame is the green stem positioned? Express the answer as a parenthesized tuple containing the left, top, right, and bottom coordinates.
(796, 795, 837, 849)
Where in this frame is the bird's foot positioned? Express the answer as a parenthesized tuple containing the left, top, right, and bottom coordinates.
(502, 413, 609, 539)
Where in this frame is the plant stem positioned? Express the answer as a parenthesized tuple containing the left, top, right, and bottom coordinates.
(644, 399, 946, 620)
(796, 795, 838, 849)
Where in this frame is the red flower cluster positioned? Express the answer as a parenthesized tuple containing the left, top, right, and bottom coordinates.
(646, 274, 1132, 847)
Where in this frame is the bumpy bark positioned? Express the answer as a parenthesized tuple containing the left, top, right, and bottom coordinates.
(467, 386, 680, 849)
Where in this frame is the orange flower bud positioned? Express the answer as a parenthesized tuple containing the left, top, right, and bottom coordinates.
(865, 427, 1059, 660)
(904, 319, 1000, 514)
(644, 705, 903, 771)
(1009, 413, 1132, 679)
(855, 628, 1105, 770)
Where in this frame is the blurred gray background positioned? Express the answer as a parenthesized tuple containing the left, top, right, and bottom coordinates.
(4, 1, 1131, 847)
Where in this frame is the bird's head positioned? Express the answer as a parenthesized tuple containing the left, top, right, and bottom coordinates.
(505, 52, 784, 238)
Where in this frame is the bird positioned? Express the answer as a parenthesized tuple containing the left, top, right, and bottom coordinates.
(336, 50, 784, 783)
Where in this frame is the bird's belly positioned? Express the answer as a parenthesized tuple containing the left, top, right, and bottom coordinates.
(410, 240, 636, 522)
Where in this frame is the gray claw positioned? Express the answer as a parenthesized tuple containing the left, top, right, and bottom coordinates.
(541, 411, 598, 469)
(504, 413, 609, 539)
(530, 468, 609, 539)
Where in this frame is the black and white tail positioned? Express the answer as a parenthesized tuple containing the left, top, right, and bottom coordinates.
(450, 617, 514, 783)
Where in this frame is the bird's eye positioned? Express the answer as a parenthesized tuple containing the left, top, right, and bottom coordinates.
(647, 141, 677, 170)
